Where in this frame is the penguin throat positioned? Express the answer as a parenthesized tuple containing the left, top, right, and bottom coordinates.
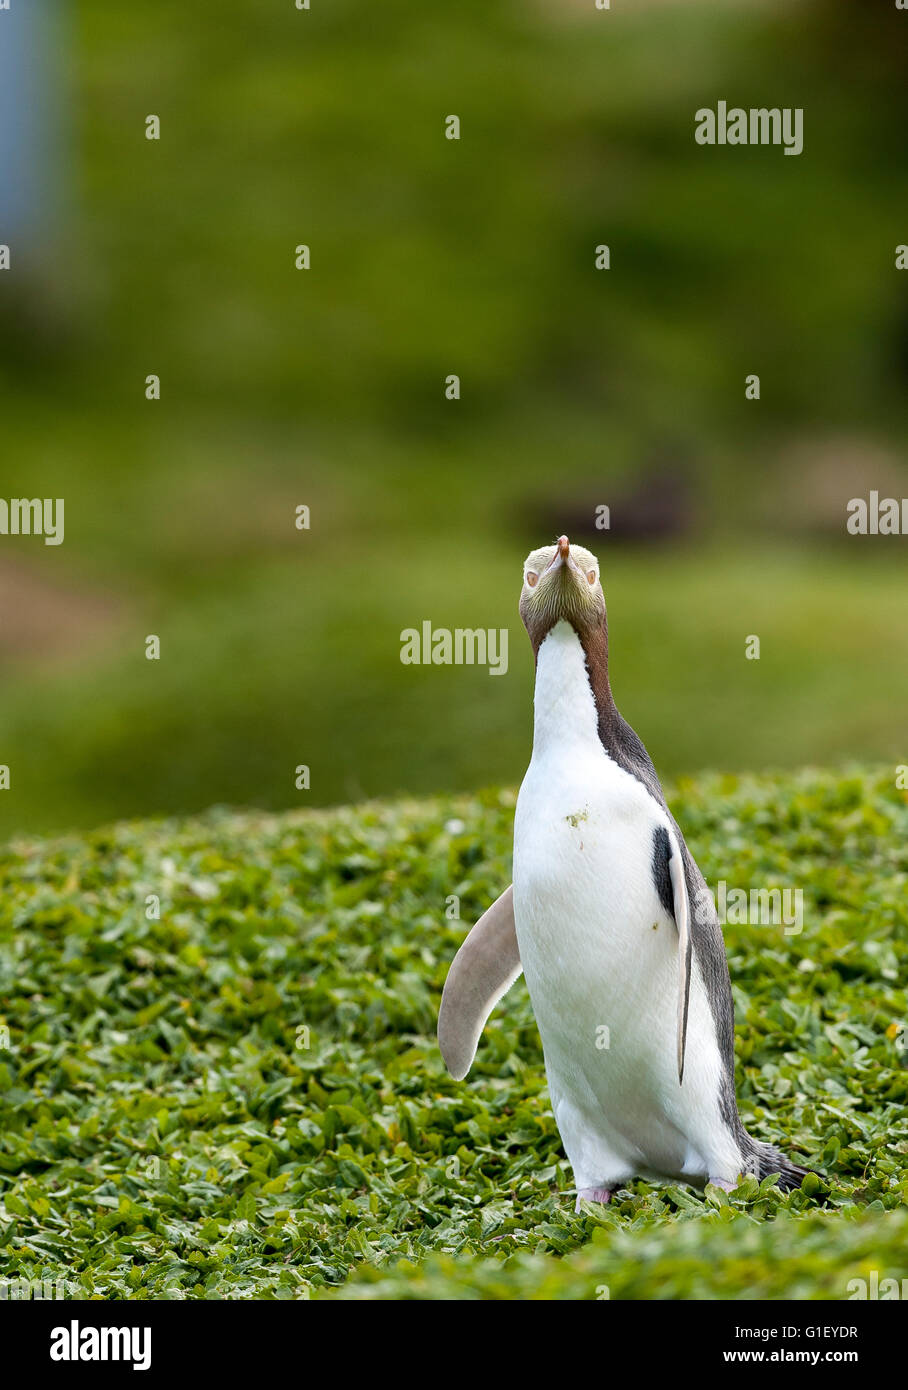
(532, 620, 617, 757)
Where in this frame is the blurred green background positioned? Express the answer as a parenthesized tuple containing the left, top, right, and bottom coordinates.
(0, 0, 907, 837)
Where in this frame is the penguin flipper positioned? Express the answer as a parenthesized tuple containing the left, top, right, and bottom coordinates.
(668, 832, 692, 1085)
(438, 885, 522, 1080)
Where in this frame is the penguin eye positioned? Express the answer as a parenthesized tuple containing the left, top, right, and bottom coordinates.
(525, 570, 538, 588)
(587, 569, 597, 585)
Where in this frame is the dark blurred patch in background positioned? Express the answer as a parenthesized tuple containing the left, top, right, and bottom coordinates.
(0, 0, 906, 835)
(521, 453, 697, 545)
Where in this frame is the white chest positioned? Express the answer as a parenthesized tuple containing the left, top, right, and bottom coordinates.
(513, 622, 673, 1010)
(511, 623, 729, 1182)
(514, 622, 667, 929)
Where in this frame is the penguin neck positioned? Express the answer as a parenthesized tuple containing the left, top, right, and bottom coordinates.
(532, 618, 618, 760)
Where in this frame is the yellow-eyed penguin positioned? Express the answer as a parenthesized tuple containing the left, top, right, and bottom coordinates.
(438, 535, 809, 1208)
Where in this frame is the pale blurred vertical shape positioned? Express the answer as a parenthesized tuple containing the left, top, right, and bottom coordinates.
(0, 0, 64, 273)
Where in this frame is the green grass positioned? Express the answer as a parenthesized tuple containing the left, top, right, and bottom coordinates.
(3, 537, 908, 838)
(1, 765, 906, 1299)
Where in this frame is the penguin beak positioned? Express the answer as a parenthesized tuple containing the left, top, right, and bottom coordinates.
(544, 534, 579, 578)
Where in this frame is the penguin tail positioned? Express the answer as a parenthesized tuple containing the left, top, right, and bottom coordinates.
(741, 1137, 817, 1193)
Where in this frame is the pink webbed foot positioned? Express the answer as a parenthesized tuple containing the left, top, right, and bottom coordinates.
(575, 1187, 612, 1212)
(708, 1176, 737, 1192)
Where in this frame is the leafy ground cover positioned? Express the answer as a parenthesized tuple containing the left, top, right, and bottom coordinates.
(0, 766, 906, 1298)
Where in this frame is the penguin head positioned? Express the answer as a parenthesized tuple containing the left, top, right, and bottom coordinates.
(519, 535, 606, 650)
